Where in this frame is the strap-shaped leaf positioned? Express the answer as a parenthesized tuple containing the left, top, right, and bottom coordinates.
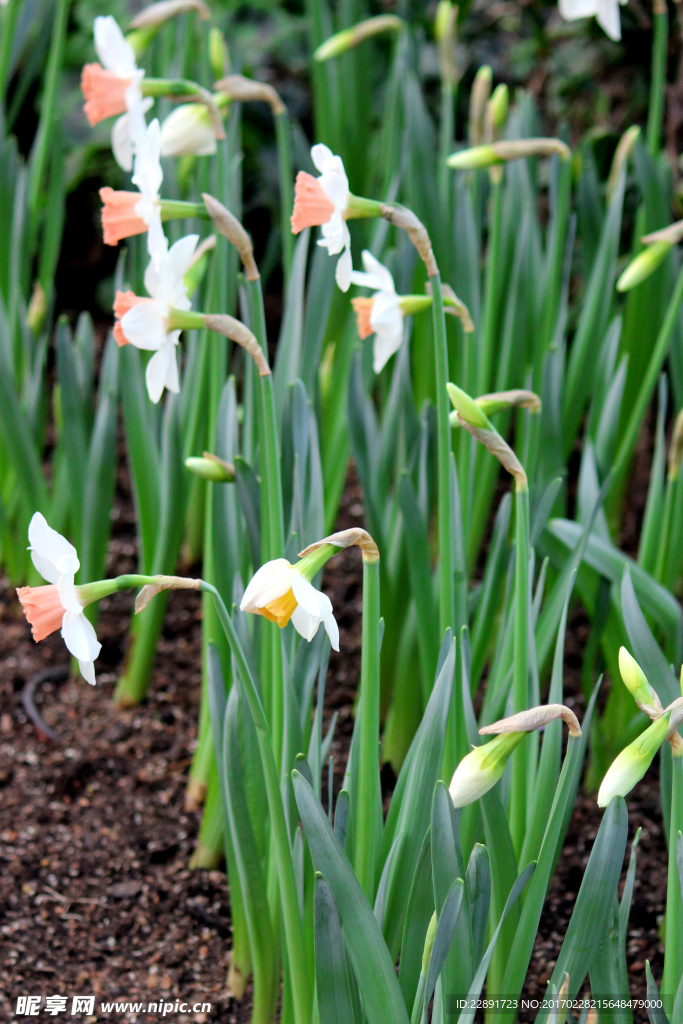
(540, 796, 628, 1017)
(456, 862, 535, 1024)
(466, 844, 491, 973)
(292, 769, 411, 1024)
(423, 879, 464, 1015)
(314, 874, 356, 1024)
(399, 829, 434, 1011)
(381, 637, 455, 957)
(621, 566, 679, 706)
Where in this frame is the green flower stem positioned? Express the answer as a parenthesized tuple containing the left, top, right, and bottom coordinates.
(439, 75, 455, 209)
(509, 483, 530, 859)
(478, 176, 504, 395)
(201, 581, 312, 1024)
(354, 556, 381, 899)
(663, 753, 683, 999)
(160, 200, 210, 222)
(141, 77, 211, 98)
(345, 194, 384, 220)
(27, 0, 70, 226)
(275, 111, 294, 280)
(248, 276, 286, 767)
(0, 0, 21, 101)
(611, 262, 683, 495)
(646, 6, 669, 156)
(432, 273, 455, 635)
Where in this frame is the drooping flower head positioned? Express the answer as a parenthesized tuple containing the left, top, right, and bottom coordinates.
(558, 0, 627, 42)
(114, 234, 199, 403)
(81, 16, 152, 171)
(350, 250, 404, 374)
(100, 118, 166, 260)
(240, 557, 340, 651)
(17, 514, 101, 686)
(291, 144, 352, 291)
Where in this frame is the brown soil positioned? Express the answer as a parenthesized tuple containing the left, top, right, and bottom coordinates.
(0, 468, 670, 1023)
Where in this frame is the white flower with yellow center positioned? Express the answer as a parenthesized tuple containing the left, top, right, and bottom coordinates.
(240, 557, 339, 650)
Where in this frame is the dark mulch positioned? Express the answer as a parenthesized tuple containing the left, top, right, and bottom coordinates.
(0, 465, 670, 1023)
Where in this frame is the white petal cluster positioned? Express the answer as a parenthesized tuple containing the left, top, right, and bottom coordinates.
(28, 513, 101, 686)
(132, 118, 168, 264)
(121, 234, 199, 402)
(350, 250, 404, 373)
(311, 143, 353, 292)
(558, 0, 628, 42)
(94, 16, 152, 170)
(240, 558, 340, 651)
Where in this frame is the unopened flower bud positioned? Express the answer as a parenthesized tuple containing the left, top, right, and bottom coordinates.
(434, 0, 455, 41)
(618, 647, 663, 717)
(446, 383, 492, 429)
(209, 28, 229, 81)
(447, 138, 571, 170)
(27, 281, 46, 335)
(597, 714, 670, 807)
(314, 14, 403, 61)
(185, 453, 235, 482)
(450, 732, 524, 808)
(469, 65, 492, 147)
(616, 240, 672, 292)
(486, 83, 508, 140)
(160, 103, 217, 157)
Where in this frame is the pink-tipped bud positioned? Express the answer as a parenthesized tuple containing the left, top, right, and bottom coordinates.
(17, 585, 65, 643)
(81, 63, 131, 126)
(290, 172, 335, 234)
(100, 187, 148, 246)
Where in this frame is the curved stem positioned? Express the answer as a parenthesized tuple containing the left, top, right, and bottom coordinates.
(509, 484, 529, 859)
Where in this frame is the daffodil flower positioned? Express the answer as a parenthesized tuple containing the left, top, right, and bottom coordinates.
(558, 0, 627, 42)
(81, 16, 152, 171)
(17, 514, 101, 686)
(291, 144, 353, 291)
(240, 557, 340, 651)
(350, 250, 405, 373)
(100, 118, 167, 260)
(113, 233, 199, 403)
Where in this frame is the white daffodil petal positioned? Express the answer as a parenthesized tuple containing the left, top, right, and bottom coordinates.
(335, 247, 353, 293)
(292, 572, 323, 617)
(168, 234, 200, 282)
(324, 613, 340, 652)
(240, 559, 294, 612)
(559, 0, 599, 17)
(30, 551, 62, 585)
(121, 301, 166, 350)
(361, 249, 395, 293)
(145, 345, 173, 404)
(163, 339, 180, 394)
(596, 0, 621, 39)
(28, 512, 79, 580)
(349, 270, 383, 290)
(57, 576, 83, 616)
(112, 114, 134, 172)
(79, 658, 97, 686)
(373, 330, 403, 374)
(291, 603, 321, 642)
(311, 143, 335, 173)
(61, 611, 95, 663)
(94, 15, 137, 76)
